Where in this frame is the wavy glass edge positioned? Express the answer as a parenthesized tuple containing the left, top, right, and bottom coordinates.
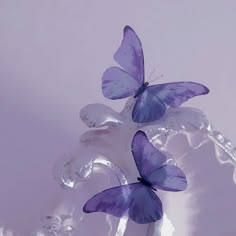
(80, 101, 236, 184)
(208, 128, 236, 182)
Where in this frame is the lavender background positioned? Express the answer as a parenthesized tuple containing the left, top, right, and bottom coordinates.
(0, 0, 236, 235)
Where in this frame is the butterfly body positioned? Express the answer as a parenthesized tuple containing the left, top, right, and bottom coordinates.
(134, 82, 149, 98)
(137, 177, 156, 191)
(102, 25, 209, 123)
(83, 131, 187, 224)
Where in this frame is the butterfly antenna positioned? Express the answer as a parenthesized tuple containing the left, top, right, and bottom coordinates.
(147, 68, 156, 82)
(149, 74, 164, 84)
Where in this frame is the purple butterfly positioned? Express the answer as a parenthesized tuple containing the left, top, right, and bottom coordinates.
(102, 25, 209, 123)
(83, 130, 187, 224)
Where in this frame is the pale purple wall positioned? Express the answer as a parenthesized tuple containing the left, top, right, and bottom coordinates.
(0, 1, 236, 235)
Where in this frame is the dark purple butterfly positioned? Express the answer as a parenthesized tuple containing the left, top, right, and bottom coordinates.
(102, 25, 209, 123)
(83, 130, 187, 224)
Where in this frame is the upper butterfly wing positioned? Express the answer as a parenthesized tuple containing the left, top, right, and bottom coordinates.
(114, 25, 144, 86)
(147, 165, 187, 192)
(131, 130, 167, 178)
(148, 82, 209, 108)
(102, 67, 140, 99)
(131, 131, 187, 192)
(132, 89, 166, 123)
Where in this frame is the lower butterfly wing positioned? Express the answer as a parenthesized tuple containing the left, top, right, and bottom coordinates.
(147, 165, 187, 192)
(102, 67, 140, 99)
(83, 183, 139, 217)
(131, 130, 167, 178)
(132, 89, 166, 123)
(148, 82, 209, 108)
(129, 185, 163, 224)
(83, 183, 163, 224)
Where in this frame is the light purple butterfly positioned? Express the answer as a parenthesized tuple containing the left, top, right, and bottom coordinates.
(83, 130, 187, 224)
(102, 25, 209, 123)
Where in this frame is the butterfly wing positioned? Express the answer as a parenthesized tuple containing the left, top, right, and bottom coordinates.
(132, 89, 166, 123)
(148, 82, 209, 108)
(102, 67, 140, 99)
(129, 185, 163, 224)
(147, 165, 187, 192)
(83, 183, 139, 217)
(131, 130, 167, 178)
(83, 183, 163, 224)
(114, 25, 144, 86)
(131, 131, 187, 192)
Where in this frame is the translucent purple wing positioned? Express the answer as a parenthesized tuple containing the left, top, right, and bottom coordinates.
(132, 89, 166, 123)
(148, 82, 209, 108)
(131, 130, 167, 178)
(102, 67, 140, 99)
(114, 25, 144, 86)
(83, 184, 137, 217)
(131, 131, 187, 192)
(147, 165, 187, 192)
(129, 185, 163, 224)
(83, 183, 163, 224)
